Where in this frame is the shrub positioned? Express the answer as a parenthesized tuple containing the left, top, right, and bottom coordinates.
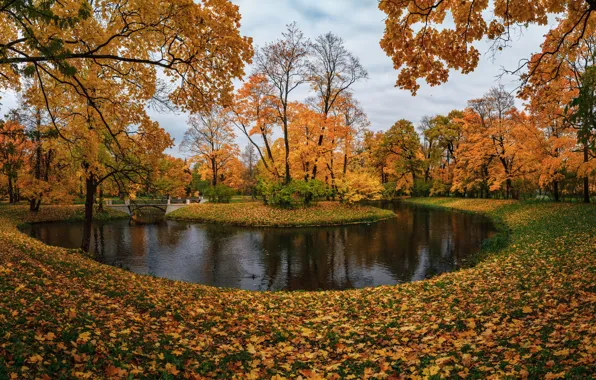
(204, 184, 235, 203)
(336, 171, 384, 204)
(257, 179, 329, 208)
(411, 179, 432, 197)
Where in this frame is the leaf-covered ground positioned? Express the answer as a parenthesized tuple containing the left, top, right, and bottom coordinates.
(0, 199, 595, 379)
(167, 202, 395, 227)
(0, 204, 129, 225)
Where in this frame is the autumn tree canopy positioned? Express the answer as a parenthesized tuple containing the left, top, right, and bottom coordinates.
(379, 0, 596, 94)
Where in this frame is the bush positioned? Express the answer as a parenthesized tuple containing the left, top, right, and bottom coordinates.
(336, 171, 384, 205)
(382, 181, 398, 199)
(257, 179, 329, 208)
(411, 179, 432, 197)
(204, 184, 235, 203)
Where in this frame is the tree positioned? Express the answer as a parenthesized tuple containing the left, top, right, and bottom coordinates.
(308, 33, 368, 180)
(379, 0, 596, 94)
(332, 93, 370, 177)
(230, 74, 280, 179)
(420, 111, 465, 195)
(241, 144, 258, 198)
(152, 155, 192, 199)
(0, 0, 253, 114)
(1, 0, 252, 252)
(255, 23, 310, 185)
(181, 108, 239, 187)
(383, 119, 423, 193)
(570, 66, 596, 202)
(454, 87, 539, 199)
(0, 119, 30, 203)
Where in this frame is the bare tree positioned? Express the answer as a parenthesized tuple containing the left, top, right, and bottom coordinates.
(308, 32, 368, 180)
(255, 22, 310, 185)
(181, 108, 237, 187)
(241, 144, 258, 198)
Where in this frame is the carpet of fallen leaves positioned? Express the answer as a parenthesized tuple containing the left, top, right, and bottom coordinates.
(168, 202, 395, 227)
(1, 204, 129, 225)
(0, 199, 595, 379)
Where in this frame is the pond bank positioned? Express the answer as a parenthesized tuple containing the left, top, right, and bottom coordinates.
(0, 199, 594, 378)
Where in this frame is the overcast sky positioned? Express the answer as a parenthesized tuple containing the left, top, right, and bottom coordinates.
(1, 1, 552, 157)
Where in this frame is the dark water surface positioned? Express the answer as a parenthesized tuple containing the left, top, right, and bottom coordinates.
(22, 201, 496, 291)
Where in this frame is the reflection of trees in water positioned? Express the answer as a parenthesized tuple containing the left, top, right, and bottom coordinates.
(156, 221, 190, 247)
(25, 202, 496, 291)
(194, 224, 244, 288)
(259, 228, 355, 290)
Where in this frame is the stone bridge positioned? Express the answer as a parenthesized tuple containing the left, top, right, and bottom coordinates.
(105, 198, 202, 216)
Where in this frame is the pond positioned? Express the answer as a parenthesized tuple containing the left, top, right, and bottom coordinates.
(22, 201, 496, 291)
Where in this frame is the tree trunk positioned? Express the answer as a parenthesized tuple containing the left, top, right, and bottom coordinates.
(283, 119, 291, 185)
(506, 178, 512, 200)
(582, 145, 590, 203)
(553, 181, 560, 202)
(98, 186, 104, 212)
(211, 159, 217, 186)
(8, 176, 14, 204)
(81, 175, 97, 253)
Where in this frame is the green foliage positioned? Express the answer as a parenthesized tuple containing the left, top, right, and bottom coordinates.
(569, 66, 596, 150)
(411, 179, 432, 197)
(382, 181, 398, 199)
(188, 166, 210, 195)
(204, 184, 235, 203)
(257, 180, 329, 208)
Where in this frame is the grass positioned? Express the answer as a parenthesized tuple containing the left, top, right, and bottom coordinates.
(0, 204, 129, 227)
(0, 199, 595, 378)
(167, 201, 396, 227)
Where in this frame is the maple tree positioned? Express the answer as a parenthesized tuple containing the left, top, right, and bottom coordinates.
(230, 74, 281, 180)
(379, 0, 596, 94)
(0, 0, 253, 250)
(151, 155, 192, 199)
(521, 36, 596, 202)
(0, 119, 30, 203)
(453, 87, 539, 199)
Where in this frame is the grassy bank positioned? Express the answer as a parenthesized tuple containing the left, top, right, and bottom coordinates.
(167, 201, 395, 227)
(0, 204, 129, 226)
(0, 199, 595, 378)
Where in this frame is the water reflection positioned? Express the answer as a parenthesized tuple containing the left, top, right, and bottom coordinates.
(22, 201, 495, 291)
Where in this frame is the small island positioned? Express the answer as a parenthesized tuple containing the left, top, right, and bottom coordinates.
(167, 201, 395, 227)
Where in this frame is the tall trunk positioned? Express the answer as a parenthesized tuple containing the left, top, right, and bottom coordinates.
(343, 153, 348, 176)
(584, 145, 590, 203)
(506, 178, 512, 200)
(211, 159, 217, 186)
(98, 186, 104, 212)
(553, 181, 560, 202)
(30, 111, 43, 211)
(81, 174, 97, 253)
(8, 176, 14, 204)
(284, 120, 291, 185)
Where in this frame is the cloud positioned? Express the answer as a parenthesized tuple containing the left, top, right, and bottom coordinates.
(1, 1, 551, 157)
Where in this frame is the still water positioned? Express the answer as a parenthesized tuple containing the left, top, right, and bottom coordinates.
(22, 201, 496, 291)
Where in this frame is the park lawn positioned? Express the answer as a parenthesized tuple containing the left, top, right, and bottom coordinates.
(167, 201, 395, 227)
(0, 199, 594, 378)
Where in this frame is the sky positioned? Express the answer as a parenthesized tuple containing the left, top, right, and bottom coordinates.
(1, 0, 553, 158)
